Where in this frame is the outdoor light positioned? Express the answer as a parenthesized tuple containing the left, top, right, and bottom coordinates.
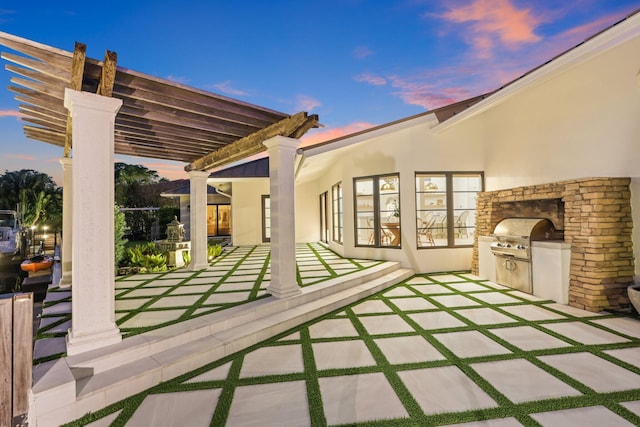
(426, 182, 438, 190)
(424, 178, 438, 190)
(380, 179, 395, 191)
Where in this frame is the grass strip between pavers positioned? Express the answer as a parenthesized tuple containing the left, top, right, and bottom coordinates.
(59, 271, 640, 426)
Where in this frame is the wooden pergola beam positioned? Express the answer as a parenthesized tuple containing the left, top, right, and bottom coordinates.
(185, 111, 316, 172)
(1, 32, 318, 165)
(64, 42, 86, 157)
(97, 50, 116, 97)
(290, 114, 319, 139)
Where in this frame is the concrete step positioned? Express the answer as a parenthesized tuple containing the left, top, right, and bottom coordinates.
(31, 262, 414, 427)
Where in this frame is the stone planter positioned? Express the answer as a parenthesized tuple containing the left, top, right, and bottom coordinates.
(628, 284, 640, 314)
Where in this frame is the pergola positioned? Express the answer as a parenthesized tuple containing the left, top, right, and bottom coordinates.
(0, 32, 318, 354)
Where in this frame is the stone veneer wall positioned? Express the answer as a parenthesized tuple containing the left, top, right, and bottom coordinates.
(471, 178, 634, 312)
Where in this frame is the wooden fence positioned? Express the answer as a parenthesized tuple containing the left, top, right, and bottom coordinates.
(0, 293, 33, 427)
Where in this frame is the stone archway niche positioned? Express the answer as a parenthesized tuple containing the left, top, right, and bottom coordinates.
(472, 177, 634, 312)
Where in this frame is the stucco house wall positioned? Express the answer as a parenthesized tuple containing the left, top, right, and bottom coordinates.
(300, 113, 487, 273)
(478, 36, 640, 190)
(231, 180, 270, 246)
(295, 179, 321, 243)
(450, 23, 640, 279)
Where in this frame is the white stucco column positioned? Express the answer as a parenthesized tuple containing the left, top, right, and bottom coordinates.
(64, 89, 122, 355)
(58, 157, 72, 288)
(188, 170, 210, 271)
(264, 136, 300, 298)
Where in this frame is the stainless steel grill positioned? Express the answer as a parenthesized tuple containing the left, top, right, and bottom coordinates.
(490, 218, 561, 293)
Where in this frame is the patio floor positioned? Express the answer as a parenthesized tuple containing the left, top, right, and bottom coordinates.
(33, 243, 383, 364)
(63, 269, 640, 426)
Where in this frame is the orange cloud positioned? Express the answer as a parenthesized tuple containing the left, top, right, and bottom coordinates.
(440, 0, 542, 57)
(300, 122, 377, 146)
(379, 4, 634, 113)
(295, 95, 322, 112)
(165, 75, 189, 84)
(352, 45, 375, 59)
(0, 109, 21, 118)
(354, 72, 387, 86)
(388, 74, 480, 110)
(210, 81, 250, 97)
(141, 162, 189, 181)
(7, 153, 34, 161)
(487, 10, 637, 87)
(553, 13, 627, 51)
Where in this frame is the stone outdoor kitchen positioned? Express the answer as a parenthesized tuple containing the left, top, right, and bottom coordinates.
(472, 177, 634, 313)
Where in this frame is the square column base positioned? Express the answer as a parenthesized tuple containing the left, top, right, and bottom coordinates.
(66, 325, 121, 356)
(58, 270, 72, 289)
(267, 285, 301, 299)
(188, 262, 210, 271)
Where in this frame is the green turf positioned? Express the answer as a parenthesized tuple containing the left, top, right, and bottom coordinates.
(63, 271, 640, 426)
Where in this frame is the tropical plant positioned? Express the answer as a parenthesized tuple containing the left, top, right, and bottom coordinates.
(123, 242, 168, 272)
(114, 162, 171, 240)
(114, 204, 128, 269)
(207, 242, 223, 261)
(182, 250, 191, 266)
(0, 169, 61, 228)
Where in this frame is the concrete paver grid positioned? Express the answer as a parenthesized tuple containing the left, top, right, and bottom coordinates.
(72, 271, 640, 426)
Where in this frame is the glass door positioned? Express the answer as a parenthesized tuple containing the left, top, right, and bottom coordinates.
(207, 205, 231, 236)
(319, 192, 328, 243)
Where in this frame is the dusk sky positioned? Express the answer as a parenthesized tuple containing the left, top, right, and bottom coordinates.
(0, 0, 638, 185)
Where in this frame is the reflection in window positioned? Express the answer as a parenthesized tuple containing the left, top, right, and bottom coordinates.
(354, 174, 401, 248)
(416, 172, 482, 248)
(207, 204, 231, 236)
(262, 195, 270, 243)
(332, 182, 343, 244)
(319, 191, 329, 244)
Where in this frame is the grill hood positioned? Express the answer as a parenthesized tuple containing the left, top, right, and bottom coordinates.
(492, 218, 558, 240)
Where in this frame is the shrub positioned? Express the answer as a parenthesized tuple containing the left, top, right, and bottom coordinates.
(124, 242, 168, 272)
(115, 204, 128, 269)
(207, 242, 223, 261)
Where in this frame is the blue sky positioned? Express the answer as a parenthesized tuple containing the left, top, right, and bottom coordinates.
(0, 0, 638, 185)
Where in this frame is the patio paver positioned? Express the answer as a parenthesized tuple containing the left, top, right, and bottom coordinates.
(58, 265, 640, 426)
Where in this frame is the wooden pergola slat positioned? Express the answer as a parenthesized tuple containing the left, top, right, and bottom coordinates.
(111, 83, 277, 129)
(0, 32, 73, 66)
(22, 117, 66, 133)
(11, 76, 65, 99)
(24, 125, 65, 144)
(115, 117, 231, 147)
(1, 52, 71, 83)
(0, 31, 318, 171)
(14, 94, 67, 117)
(19, 104, 68, 122)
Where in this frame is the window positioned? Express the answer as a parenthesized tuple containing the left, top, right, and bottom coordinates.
(262, 195, 270, 243)
(319, 192, 329, 244)
(415, 172, 482, 248)
(354, 173, 401, 248)
(207, 204, 231, 236)
(332, 183, 343, 244)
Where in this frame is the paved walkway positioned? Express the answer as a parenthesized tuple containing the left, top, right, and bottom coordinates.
(33, 243, 382, 363)
(65, 271, 640, 426)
